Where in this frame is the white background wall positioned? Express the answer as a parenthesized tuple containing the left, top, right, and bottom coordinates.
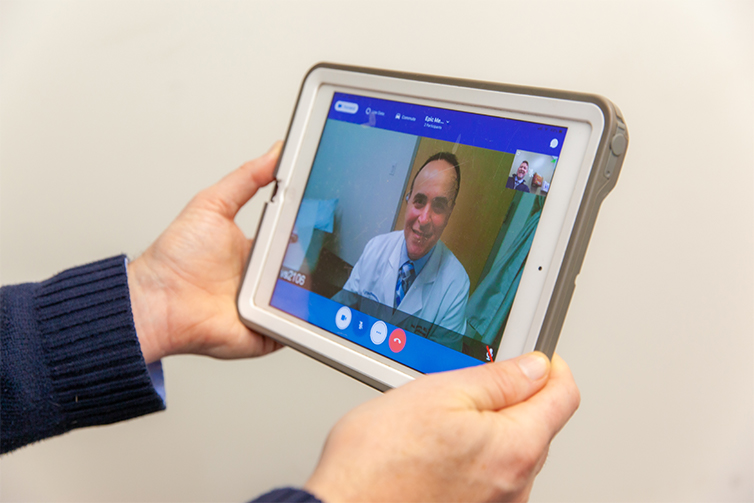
(1, 1, 751, 501)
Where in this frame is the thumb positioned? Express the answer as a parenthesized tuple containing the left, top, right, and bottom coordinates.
(502, 353, 580, 438)
(447, 352, 551, 412)
(202, 141, 282, 219)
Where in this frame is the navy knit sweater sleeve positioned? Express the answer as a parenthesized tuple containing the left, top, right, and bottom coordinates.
(0, 255, 166, 453)
(0, 256, 322, 502)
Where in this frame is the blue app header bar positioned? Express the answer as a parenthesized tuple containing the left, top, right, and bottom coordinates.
(328, 92, 567, 157)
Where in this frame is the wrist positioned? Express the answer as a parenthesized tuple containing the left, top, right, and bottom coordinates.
(127, 255, 170, 364)
(303, 480, 339, 503)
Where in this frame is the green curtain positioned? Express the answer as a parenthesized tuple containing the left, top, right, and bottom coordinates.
(466, 196, 544, 345)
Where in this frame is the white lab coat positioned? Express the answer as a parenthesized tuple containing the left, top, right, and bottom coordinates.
(340, 231, 469, 349)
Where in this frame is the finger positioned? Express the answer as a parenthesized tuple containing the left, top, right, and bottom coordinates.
(517, 480, 536, 503)
(208, 323, 284, 359)
(203, 141, 282, 219)
(235, 328, 284, 358)
(441, 352, 551, 412)
(241, 237, 254, 261)
(503, 353, 580, 439)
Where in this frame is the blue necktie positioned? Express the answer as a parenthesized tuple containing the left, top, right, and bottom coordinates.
(395, 261, 416, 307)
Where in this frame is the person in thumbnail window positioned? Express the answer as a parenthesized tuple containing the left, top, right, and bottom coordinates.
(333, 152, 470, 350)
(506, 160, 531, 192)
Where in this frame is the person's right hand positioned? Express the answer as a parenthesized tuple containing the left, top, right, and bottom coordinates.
(305, 352, 580, 502)
(128, 143, 283, 364)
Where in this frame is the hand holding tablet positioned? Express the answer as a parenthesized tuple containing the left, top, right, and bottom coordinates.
(237, 64, 628, 390)
(304, 352, 580, 502)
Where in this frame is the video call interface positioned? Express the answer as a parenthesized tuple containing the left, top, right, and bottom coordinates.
(270, 91, 568, 374)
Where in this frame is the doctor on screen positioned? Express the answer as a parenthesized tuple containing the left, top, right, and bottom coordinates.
(334, 152, 470, 349)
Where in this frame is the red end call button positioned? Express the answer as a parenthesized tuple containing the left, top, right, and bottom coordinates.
(388, 328, 406, 353)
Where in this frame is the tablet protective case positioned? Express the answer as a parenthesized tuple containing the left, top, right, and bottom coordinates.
(239, 63, 628, 388)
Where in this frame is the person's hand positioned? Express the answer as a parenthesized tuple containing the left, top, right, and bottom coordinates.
(128, 142, 283, 364)
(305, 352, 580, 503)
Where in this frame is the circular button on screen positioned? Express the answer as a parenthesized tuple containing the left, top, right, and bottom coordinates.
(389, 328, 406, 353)
(335, 306, 352, 330)
(370, 321, 388, 345)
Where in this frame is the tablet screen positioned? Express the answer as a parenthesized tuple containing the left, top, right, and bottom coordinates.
(270, 91, 568, 373)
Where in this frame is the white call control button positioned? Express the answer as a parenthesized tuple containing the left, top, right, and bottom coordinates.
(335, 306, 352, 330)
(370, 321, 388, 345)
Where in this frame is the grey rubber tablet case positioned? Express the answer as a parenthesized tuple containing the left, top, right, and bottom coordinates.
(238, 63, 628, 389)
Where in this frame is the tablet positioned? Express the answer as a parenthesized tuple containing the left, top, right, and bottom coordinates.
(237, 63, 628, 390)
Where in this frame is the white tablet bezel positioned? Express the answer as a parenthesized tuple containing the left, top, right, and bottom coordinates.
(238, 66, 608, 389)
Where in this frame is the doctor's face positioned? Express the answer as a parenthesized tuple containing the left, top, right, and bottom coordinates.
(404, 159, 457, 261)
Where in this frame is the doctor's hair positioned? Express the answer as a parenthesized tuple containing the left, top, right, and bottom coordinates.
(407, 152, 461, 206)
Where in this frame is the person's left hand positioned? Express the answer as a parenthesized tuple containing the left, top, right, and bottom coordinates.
(127, 142, 283, 364)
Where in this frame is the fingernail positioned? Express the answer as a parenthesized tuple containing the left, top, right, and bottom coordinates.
(267, 141, 283, 157)
(517, 352, 549, 381)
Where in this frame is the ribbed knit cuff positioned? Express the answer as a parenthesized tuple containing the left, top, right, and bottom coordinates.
(36, 255, 165, 430)
(251, 487, 323, 502)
